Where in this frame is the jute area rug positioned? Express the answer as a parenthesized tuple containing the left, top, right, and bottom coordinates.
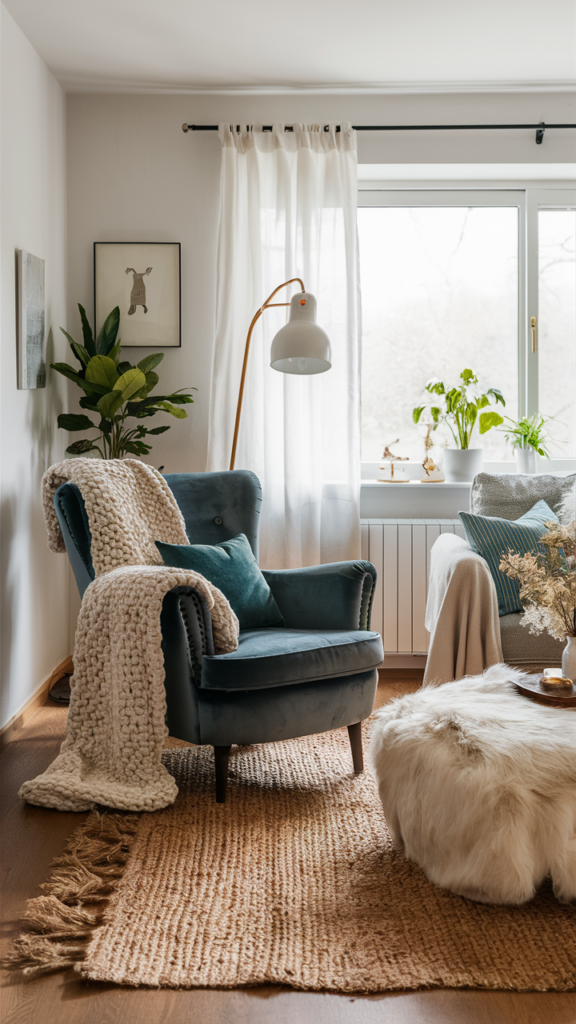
(11, 725, 576, 991)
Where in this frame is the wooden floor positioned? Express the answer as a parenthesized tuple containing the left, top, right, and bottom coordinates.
(1, 671, 574, 1024)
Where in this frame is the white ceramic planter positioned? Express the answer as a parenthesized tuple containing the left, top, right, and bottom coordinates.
(443, 448, 483, 483)
(516, 447, 537, 474)
(562, 636, 576, 684)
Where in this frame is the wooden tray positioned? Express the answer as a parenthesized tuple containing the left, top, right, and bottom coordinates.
(514, 673, 576, 708)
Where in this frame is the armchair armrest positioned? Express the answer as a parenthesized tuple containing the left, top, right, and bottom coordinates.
(160, 585, 214, 744)
(262, 560, 377, 631)
(424, 533, 502, 686)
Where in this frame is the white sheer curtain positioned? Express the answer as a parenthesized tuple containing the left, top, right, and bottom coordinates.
(207, 124, 360, 569)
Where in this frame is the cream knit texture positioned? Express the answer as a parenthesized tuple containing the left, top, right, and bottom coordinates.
(19, 459, 239, 813)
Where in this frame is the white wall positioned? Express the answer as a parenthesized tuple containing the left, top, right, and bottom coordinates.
(65, 90, 575, 474)
(1, 5, 69, 728)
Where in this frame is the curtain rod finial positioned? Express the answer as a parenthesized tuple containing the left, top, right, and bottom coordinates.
(181, 123, 189, 134)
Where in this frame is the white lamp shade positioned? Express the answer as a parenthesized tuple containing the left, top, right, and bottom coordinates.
(270, 292, 331, 374)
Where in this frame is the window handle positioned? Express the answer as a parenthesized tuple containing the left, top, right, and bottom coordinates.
(530, 316, 538, 353)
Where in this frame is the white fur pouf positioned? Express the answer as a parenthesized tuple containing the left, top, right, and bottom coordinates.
(369, 665, 576, 905)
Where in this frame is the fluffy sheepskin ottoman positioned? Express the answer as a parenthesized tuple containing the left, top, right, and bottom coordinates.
(369, 665, 576, 905)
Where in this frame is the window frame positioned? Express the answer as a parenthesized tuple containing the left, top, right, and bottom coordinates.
(358, 185, 576, 469)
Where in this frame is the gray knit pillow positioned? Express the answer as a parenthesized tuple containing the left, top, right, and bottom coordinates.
(470, 472, 575, 523)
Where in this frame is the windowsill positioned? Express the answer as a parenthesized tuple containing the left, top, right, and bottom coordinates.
(362, 480, 473, 488)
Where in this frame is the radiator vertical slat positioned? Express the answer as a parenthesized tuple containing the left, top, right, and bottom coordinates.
(382, 525, 398, 652)
(360, 518, 461, 655)
(397, 524, 412, 653)
(411, 523, 428, 653)
(369, 524, 384, 637)
(426, 523, 441, 583)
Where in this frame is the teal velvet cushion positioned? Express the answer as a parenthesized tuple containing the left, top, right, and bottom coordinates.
(459, 499, 558, 616)
(155, 533, 284, 630)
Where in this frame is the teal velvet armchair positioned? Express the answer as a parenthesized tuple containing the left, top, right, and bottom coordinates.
(55, 470, 383, 801)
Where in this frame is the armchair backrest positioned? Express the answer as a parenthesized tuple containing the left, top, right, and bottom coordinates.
(55, 469, 262, 599)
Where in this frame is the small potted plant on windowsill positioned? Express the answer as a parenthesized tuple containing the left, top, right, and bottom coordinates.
(500, 413, 555, 474)
(412, 369, 505, 482)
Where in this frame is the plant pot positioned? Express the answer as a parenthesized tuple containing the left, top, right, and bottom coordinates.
(516, 446, 536, 474)
(562, 636, 576, 684)
(443, 448, 483, 483)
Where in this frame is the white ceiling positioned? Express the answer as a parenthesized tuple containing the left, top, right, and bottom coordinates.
(4, 0, 576, 93)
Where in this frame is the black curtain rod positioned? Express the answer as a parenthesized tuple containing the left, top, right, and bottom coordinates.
(182, 122, 576, 144)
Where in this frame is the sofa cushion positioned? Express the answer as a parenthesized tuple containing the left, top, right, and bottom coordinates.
(470, 472, 575, 522)
(499, 612, 564, 667)
(156, 533, 284, 631)
(459, 500, 558, 616)
(201, 628, 384, 690)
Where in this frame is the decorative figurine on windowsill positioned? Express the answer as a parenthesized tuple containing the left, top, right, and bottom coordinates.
(421, 423, 445, 483)
(378, 441, 410, 483)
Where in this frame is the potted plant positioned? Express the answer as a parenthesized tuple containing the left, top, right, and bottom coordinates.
(500, 414, 554, 474)
(500, 519, 576, 682)
(412, 369, 505, 482)
(52, 305, 195, 460)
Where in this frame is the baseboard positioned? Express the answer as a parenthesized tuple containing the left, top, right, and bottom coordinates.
(381, 655, 427, 670)
(0, 656, 73, 752)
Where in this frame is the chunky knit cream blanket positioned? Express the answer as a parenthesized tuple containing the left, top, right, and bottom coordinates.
(19, 459, 239, 813)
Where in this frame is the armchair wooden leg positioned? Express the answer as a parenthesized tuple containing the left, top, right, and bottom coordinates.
(347, 722, 364, 773)
(214, 745, 231, 803)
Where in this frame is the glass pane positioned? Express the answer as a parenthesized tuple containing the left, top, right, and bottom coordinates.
(358, 206, 518, 462)
(538, 209, 576, 457)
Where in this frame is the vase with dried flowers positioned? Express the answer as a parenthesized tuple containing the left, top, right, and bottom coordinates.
(499, 519, 576, 682)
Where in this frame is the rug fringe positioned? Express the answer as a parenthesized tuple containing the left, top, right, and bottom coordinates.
(1, 810, 139, 977)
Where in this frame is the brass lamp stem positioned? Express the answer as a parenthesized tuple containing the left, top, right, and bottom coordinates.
(229, 278, 305, 471)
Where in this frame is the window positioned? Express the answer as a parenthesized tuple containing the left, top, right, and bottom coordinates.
(358, 188, 576, 465)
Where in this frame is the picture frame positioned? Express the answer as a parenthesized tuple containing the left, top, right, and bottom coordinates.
(94, 242, 181, 348)
(17, 249, 46, 389)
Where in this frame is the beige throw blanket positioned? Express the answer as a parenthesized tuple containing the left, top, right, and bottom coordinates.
(423, 533, 502, 686)
(20, 459, 239, 812)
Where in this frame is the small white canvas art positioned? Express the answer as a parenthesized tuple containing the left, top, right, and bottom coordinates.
(94, 242, 181, 348)
(17, 250, 46, 389)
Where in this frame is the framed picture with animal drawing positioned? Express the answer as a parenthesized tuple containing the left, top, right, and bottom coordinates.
(94, 242, 181, 348)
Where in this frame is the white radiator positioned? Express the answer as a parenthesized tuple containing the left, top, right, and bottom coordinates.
(361, 518, 466, 655)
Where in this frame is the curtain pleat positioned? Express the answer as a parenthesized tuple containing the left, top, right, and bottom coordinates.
(208, 124, 360, 569)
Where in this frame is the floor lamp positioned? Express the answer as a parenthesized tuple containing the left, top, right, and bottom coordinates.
(229, 278, 332, 470)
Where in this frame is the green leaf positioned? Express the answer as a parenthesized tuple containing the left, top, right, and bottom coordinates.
(79, 395, 101, 411)
(78, 305, 96, 357)
(108, 339, 122, 363)
(487, 388, 506, 407)
(66, 438, 98, 455)
(113, 367, 147, 401)
(412, 406, 424, 425)
(57, 413, 96, 432)
(479, 411, 504, 434)
(431, 406, 441, 423)
(98, 418, 113, 434)
(146, 425, 171, 435)
(86, 355, 119, 389)
(157, 401, 187, 419)
(97, 391, 125, 419)
(143, 371, 159, 393)
(123, 440, 152, 456)
(137, 353, 164, 374)
(95, 306, 120, 356)
(51, 362, 108, 396)
(60, 329, 90, 369)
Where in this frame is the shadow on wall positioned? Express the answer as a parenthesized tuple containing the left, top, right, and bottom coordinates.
(1, 325, 68, 726)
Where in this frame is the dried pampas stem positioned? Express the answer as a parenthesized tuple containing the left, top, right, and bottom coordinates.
(1, 810, 140, 977)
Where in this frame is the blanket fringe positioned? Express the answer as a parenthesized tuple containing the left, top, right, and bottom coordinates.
(2, 811, 140, 977)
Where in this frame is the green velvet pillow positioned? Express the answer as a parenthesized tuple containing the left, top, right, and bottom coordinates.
(155, 533, 285, 631)
(459, 499, 558, 616)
